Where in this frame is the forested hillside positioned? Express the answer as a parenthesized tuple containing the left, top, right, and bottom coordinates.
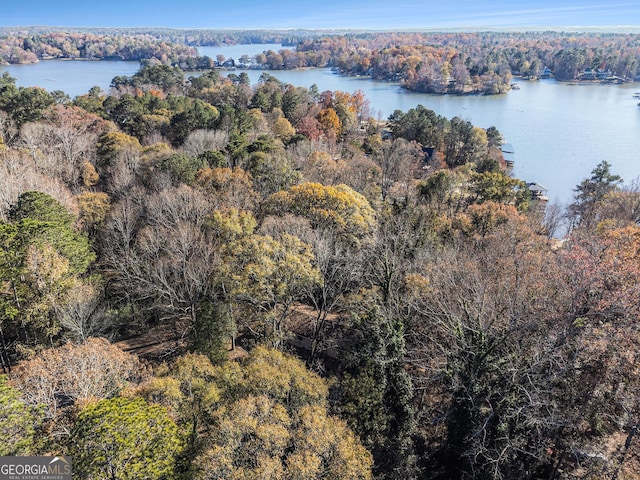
(1, 62, 640, 479)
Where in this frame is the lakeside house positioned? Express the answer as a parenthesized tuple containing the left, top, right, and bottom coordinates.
(540, 67, 553, 78)
(578, 68, 624, 83)
(527, 182, 548, 202)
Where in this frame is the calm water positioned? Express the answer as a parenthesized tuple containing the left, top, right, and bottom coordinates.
(4, 59, 141, 97)
(3, 43, 640, 205)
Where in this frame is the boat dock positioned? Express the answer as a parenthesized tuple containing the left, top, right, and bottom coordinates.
(501, 143, 515, 168)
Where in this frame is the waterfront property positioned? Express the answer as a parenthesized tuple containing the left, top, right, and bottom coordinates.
(527, 182, 549, 202)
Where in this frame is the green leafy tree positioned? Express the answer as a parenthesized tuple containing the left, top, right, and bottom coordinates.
(70, 397, 184, 480)
(485, 126, 503, 149)
(130, 64, 185, 92)
(198, 150, 227, 169)
(250, 79, 283, 113)
(444, 116, 476, 168)
(73, 86, 107, 118)
(388, 105, 447, 149)
(103, 94, 145, 136)
(245, 151, 301, 197)
(9, 190, 75, 225)
(419, 170, 456, 210)
(569, 160, 623, 229)
(223, 130, 249, 168)
(470, 171, 531, 211)
(337, 296, 417, 480)
(157, 153, 208, 186)
(0, 84, 55, 128)
(192, 300, 234, 364)
(168, 99, 219, 146)
(0, 192, 95, 355)
(0, 375, 44, 455)
(8, 191, 95, 274)
(281, 85, 314, 125)
(187, 69, 222, 93)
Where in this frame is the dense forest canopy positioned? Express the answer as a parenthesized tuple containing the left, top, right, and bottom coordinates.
(1, 47, 640, 479)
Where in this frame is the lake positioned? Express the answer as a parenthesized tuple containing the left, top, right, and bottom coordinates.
(3, 59, 141, 97)
(2, 43, 640, 207)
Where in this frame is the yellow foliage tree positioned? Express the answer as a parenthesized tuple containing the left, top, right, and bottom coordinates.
(134, 352, 221, 448)
(240, 347, 328, 411)
(76, 191, 111, 233)
(190, 347, 372, 480)
(195, 166, 258, 210)
(205, 208, 257, 246)
(316, 107, 341, 140)
(80, 160, 100, 187)
(219, 233, 322, 347)
(261, 182, 376, 244)
(273, 116, 296, 141)
(96, 131, 142, 164)
(21, 244, 77, 345)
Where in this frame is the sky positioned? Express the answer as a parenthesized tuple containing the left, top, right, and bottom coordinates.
(1, 0, 639, 30)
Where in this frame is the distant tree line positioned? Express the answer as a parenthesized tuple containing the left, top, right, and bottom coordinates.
(0, 26, 327, 47)
(2, 29, 639, 95)
(0, 32, 197, 64)
(290, 31, 640, 89)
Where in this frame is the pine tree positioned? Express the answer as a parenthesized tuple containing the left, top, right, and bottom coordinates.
(337, 297, 417, 480)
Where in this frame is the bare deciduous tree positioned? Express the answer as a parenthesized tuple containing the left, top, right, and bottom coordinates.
(180, 129, 228, 157)
(10, 338, 145, 438)
(0, 149, 76, 220)
(102, 186, 218, 341)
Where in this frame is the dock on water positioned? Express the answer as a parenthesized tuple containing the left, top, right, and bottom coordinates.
(501, 143, 515, 168)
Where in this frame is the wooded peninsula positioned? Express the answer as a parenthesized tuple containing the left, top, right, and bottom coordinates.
(1, 28, 640, 480)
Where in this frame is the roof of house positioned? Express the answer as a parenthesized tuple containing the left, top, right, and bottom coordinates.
(527, 182, 548, 192)
(501, 143, 515, 154)
(502, 151, 515, 163)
